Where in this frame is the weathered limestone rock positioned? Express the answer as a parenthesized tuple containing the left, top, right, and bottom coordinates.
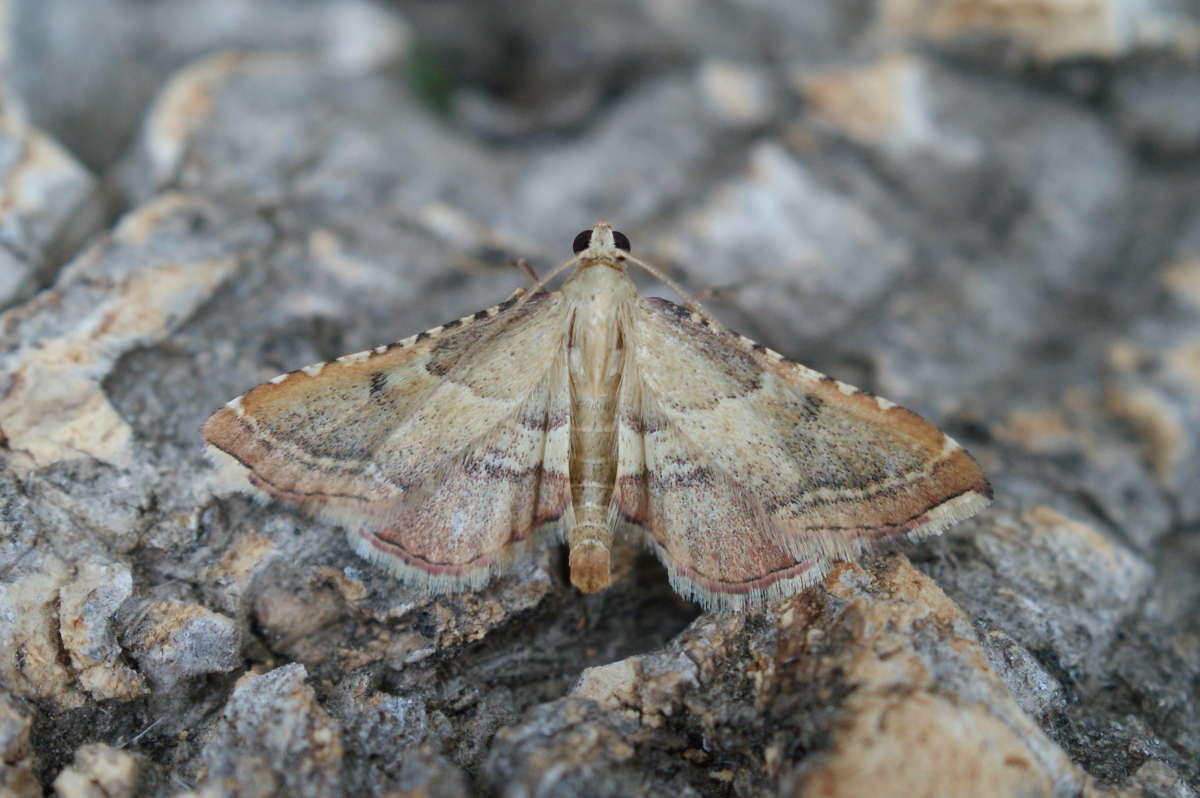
(189, 665, 343, 798)
(0, 116, 102, 309)
(873, 0, 1200, 61)
(52, 743, 142, 798)
(1, 2, 1195, 796)
(0, 692, 39, 798)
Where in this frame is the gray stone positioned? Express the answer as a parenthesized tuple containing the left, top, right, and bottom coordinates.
(0, 690, 39, 797)
(1111, 57, 1200, 158)
(121, 599, 241, 693)
(57, 560, 144, 702)
(190, 664, 342, 798)
(7, 0, 409, 170)
(0, 117, 103, 309)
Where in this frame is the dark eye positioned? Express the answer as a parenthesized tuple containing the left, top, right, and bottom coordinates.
(572, 229, 592, 253)
(612, 230, 631, 252)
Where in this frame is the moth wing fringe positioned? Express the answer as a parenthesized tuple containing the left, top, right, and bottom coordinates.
(640, 535, 830, 613)
(769, 486, 992, 564)
(346, 528, 523, 594)
(904, 489, 991, 542)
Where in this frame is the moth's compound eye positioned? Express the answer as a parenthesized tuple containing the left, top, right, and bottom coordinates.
(612, 230, 631, 252)
(572, 229, 592, 254)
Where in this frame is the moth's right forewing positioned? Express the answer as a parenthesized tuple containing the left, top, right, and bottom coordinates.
(348, 351, 574, 591)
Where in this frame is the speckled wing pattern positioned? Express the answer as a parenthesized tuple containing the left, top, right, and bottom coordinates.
(612, 297, 992, 609)
(203, 290, 574, 590)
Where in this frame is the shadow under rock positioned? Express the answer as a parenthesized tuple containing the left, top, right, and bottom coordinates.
(367, 551, 702, 771)
(384, 550, 701, 702)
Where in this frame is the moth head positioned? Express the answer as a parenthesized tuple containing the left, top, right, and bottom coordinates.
(572, 221, 632, 267)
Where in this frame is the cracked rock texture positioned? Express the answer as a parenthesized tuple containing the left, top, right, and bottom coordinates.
(1, 2, 1197, 797)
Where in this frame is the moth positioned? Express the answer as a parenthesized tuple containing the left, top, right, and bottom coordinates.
(204, 222, 990, 610)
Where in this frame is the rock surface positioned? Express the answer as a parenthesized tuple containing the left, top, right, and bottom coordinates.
(0, 115, 103, 309)
(1, 2, 1197, 797)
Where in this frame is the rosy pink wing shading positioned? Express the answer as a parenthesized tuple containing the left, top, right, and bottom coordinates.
(613, 297, 991, 610)
(203, 291, 573, 590)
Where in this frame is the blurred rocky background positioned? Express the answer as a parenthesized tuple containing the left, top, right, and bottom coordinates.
(1, 1, 1198, 796)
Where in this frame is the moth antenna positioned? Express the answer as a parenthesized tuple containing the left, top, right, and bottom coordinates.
(514, 254, 583, 310)
(511, 257, 540, 285)
(622, 253, 723, 330)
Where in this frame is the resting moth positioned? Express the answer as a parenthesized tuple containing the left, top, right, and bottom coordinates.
(204, 222, 991, 610)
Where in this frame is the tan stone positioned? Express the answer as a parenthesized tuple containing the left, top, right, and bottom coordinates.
(52, 744, 140, 798)
(775, 558, 1104, 797)
(875, 0, 1200, 61)
(0, 194, 237, 470)
(0, 692, 40, 798)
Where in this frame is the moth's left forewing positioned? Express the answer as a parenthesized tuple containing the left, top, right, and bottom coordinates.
(745, 340, 992, 548)
(613, 368, 827, 609)
(620, 296, 990, 606)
